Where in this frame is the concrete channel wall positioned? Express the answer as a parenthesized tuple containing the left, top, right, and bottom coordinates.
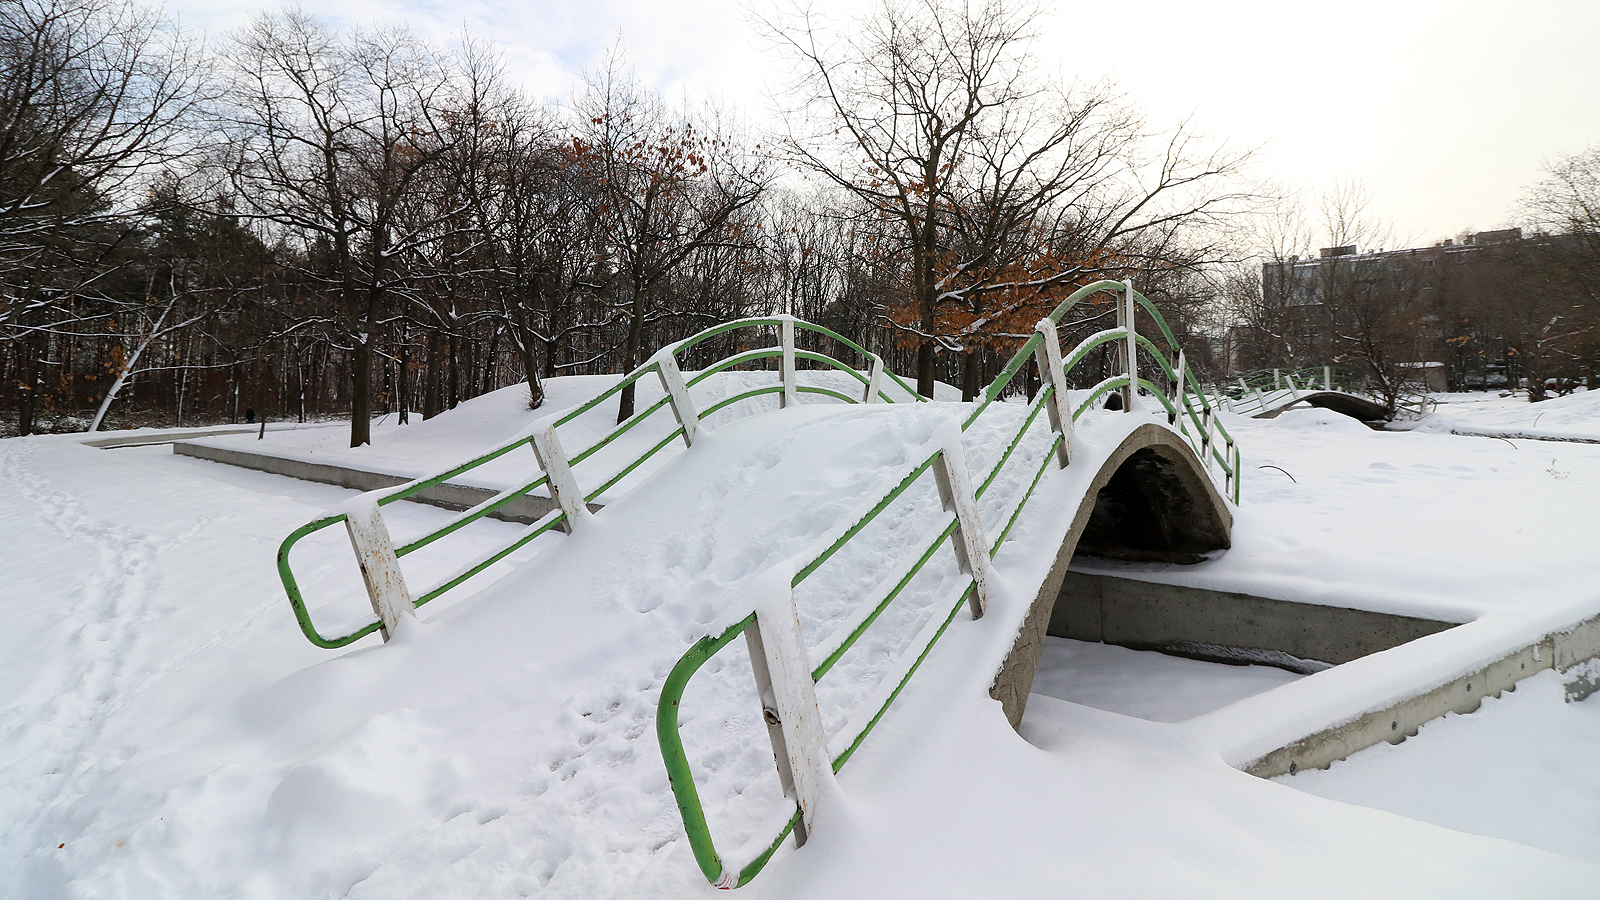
(1048, 569, 1600, 779)
(1049, 572, 1456, 671)
(171, 441, 584, 524)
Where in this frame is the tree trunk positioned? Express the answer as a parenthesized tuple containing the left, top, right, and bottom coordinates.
(617, 286, 648, 423)
(520, 344, 544, 409)
(447, 330, 460, 409)
(482, 327, 499, 396)
(961, 348, 980, 402)
(424, 330, 443, 419)
(350, 339, 372, 446)
(16, 347, 38, 436)
(397, 323, 410, 424)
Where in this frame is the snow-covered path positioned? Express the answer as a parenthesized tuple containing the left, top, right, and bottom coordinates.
(3, 388, 1598, 897)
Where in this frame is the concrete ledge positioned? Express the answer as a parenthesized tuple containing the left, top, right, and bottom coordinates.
(1246, 616, 1600, 777)
(1050, 571, 1456, 668)
(82, 423, 335, 448)
(172, 441, 586, 524)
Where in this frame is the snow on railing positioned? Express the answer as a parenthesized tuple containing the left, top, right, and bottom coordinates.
(658, 280, 1240, 889)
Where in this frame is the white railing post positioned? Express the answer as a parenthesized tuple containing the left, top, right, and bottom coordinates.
(1121, 279, 1137, 412)
(1169, 350, 1187, 427)
(531, 424, 590, 528)
(655, 354, 701, 446)
(1274, 368, 1281, 390)
(863, 355, 884, 404)
(344, 498, 414, 642)
(1324, 365, 1333, 391)
(746, 580, 831, 848)
(780, 319, 798, 409)
(1031, 319, 1074, 467)
(1200, 406, 1215, 469)
(932, 437, 991, 618)
(1286, 373, 1301, 400)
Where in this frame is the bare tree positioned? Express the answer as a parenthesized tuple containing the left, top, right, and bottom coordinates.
(570, 54, 769, 421)
(760, 0, 1252, 398)
(0, 0, 209, 433)
(222, 12, 456, 447)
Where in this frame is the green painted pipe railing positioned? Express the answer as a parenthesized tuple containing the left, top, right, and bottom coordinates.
(277, 316, 925, 648)
(658, 280, 1242, 888)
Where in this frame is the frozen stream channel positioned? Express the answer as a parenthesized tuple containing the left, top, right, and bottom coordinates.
(1029, 637, 1303, 722)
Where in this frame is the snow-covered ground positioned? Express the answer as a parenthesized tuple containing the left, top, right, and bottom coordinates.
(1405, 387, 1600, 442)
(1280, 666, 1600, 865)
(1030, 637, 1303, 723)
(3, 379, 1598, 897)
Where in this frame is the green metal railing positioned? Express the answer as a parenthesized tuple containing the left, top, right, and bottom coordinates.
(276, 316, 925, 649)
(657, 280, 1240, 888)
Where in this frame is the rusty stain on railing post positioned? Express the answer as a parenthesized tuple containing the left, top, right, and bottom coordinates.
(343, 500, 414, 641)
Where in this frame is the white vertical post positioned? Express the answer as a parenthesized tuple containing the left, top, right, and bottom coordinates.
(344, 499, 414, 641)
(932, 437, 991, 617)
(1286, 373, 1301, 400)
(1121, 279, 1137, 412)
(863, 355, 884, 404)
(1274, 368, 1281, 390)
(1031, 319, 1074, 466)
(780, 319, 798, 409)
(1200, 406, 1215, 469)
(1169, 350, 1187, 426)
(655, 355, 700, 446)
(1324, 365, 1333, 391)
(747, 581, 831, 846)
(531, 424, 590, 528)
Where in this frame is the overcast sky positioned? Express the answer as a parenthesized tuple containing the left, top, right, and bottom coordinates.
(170, 0, 1600, 250)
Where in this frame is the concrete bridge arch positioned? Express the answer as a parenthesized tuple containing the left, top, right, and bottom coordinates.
(990, 423, 1233, 726)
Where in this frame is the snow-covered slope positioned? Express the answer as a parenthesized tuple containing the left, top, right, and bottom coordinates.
(1409, 388, 1600, 442)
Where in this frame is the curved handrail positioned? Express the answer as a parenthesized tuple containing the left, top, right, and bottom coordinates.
(277, 317, 923, 648)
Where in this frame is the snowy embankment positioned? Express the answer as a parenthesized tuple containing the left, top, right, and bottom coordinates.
(2, 380, 1597, 897)
(1406, 387, 1600, 442)
(177, 371, 951, 503)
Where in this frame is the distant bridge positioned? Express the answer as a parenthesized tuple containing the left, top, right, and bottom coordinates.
(1216, 367, 1430, 422)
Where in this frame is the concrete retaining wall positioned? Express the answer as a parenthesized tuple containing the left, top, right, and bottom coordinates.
(82, 423, 336, 449)
(1049, 571, 1455, 669)
(172, 441, 578, 524)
